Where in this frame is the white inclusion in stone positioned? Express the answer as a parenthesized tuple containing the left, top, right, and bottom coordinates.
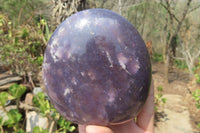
(117, 53, 131, 74)
(64, 88, 73, 96)
(132, 58, 140, 73)
(71, 77, 77, 85)
(106, 51, 113, 67)
(71, 56, 76, 62)
(117, 53, 128, 70)
(108, 91, 116, 103)
(136, 58, 140, 70)
(50, 38, 60, 62)
(43, 62, 50, 69)
(67, 51, 72, 59)
(51, 37, 59, 48)
(82, 117, 87, 122)
(58, 26, 65, 35)
(76, 18, 89, 30)
(139, 87, 143, 93)
(54, 47, 63, 60)
(81, 72, 85, 76)
(69, 98, 72, 103)
(94, 18, 98, 26)
(117, 37, 122, 43)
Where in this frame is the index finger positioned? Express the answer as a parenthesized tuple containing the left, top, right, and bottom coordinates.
(136, 79, 154, 132)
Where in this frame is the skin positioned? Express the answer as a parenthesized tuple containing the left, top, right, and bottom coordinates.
(79, 80, 154, 133)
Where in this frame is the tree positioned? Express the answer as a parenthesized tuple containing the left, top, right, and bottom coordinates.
(177, 17, 200, 76)
(52, 0, 86, 25)
(0, 0, 50, 26)
(160, 0, 193, 83)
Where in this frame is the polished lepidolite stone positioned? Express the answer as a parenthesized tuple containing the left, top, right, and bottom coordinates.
(43, 9, 151, 125)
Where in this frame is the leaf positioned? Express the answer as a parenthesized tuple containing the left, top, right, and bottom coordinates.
(13, 129, 26, 133)
(32, 92, 50, 114)
(4, 109, 22, 126)
(68, 125, 76, 132)
(162, 98, 167, 104)
(57, 117, 74, 132)
(57, 117, 66, 127)
(33, 126, 48, 133)
(196, 104, 200, 109)
(157, 86, 163, 91)
(197, 123, 200, 128)
(0, 92, 8, 106)
(32, 92, 45, 106)
(9, 84, 26, 99)
(40, 101, 50, 114)
(0, 116, 3, 126)
(36, 56, 43, 66)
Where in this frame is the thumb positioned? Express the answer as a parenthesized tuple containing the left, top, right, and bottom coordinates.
(86, 125, 113, 133)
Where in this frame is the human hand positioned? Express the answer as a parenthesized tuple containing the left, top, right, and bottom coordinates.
(79, 80, 154, 133)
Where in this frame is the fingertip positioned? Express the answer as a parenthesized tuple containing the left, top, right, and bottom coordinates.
(86, 125, 113, 133)
(136, 79, 154, 132)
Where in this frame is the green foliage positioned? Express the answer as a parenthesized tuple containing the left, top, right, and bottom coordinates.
(155, 86, 167, 112)
(174, 60, 188, 69)
(195, 74, 200, 84)
(33, 126, 48, 133)
(192, 89, 200, 128)
(0, 8, 76, 132)
(0, 92, 9, 106)
(4, 109, 22, 126)
(13, 129, 26, 133)
(197, 123, 200, 129)
(0, 1, 79, 132)
(157, 86, 163, 91)
(0, 12, 47, 81)
(57, 117, 76, 132)
(0, 116, 3, 126)
(0, 85, 27, 132)
(33, 92, 76, 132)
(192, 89, 200, 109)
(0, 0, 49, 26)
(33, 92, 50, 115)
(153, 53, 163, 62)
(0, 92, 15, 106)
(9, 84, 26, 99)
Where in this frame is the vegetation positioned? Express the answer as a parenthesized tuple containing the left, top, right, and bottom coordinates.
(0, 0, 200, 132)
(0, 84, 76, 133)
(192, 89, 200, 128)
(154, 86, 167, 112)
(152, 53, 164, 62)
(32, 92, 76, 133)
(0, 16, 47, 80)
(0, 0, 76, 132)
(0, 84, 26, 133)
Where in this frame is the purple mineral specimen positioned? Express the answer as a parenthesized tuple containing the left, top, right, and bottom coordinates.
(43, 9, 151, 125)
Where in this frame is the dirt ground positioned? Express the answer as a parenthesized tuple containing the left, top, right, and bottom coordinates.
(152, 62, 200, 133)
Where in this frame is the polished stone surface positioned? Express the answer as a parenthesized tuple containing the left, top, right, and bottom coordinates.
(43, 9, 151, 125)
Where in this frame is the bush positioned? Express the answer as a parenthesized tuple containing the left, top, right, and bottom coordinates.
(174, 60, 188, 69)
(0, 84, 26, 132)
(0, 13, 48, 82)
(152, 53, 163, 62)
(192, 89, 200, 109)
(33, 92, 76, 133)
(195, 74, 200, 84)
(0, 84, 76, 132)
(155, 86, 166, 112)
(192, 89, 200, 128)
